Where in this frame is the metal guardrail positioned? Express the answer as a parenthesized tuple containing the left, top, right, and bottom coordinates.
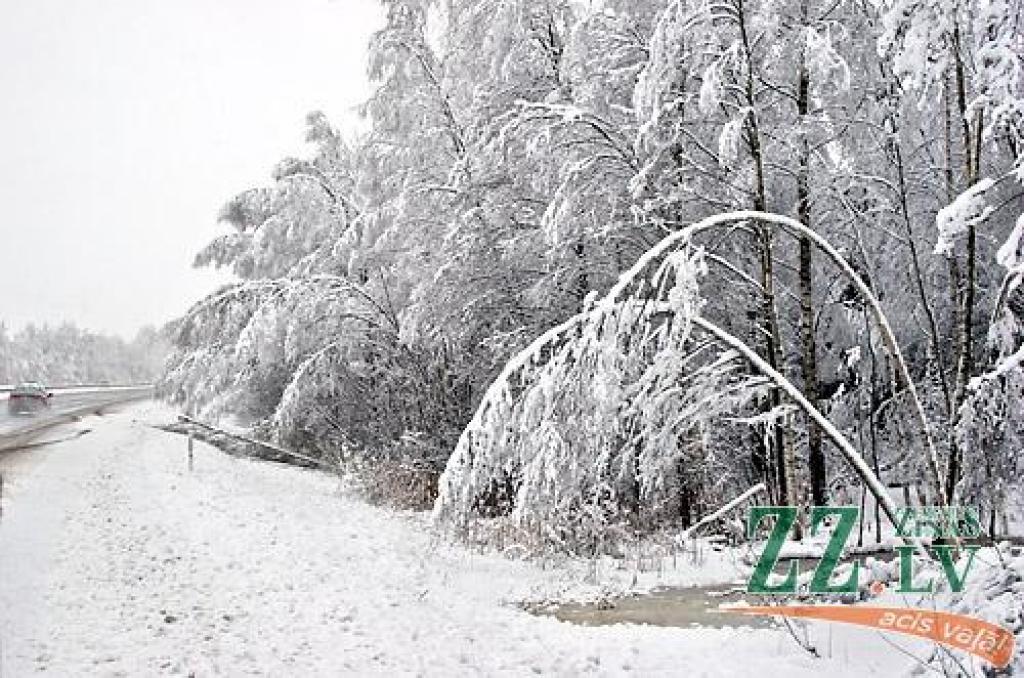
(175, 415, 336, 472)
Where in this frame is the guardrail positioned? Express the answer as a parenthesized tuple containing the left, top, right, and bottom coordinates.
(172, 415, 337, 472)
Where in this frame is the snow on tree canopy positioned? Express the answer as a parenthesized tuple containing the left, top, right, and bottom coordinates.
(997, 213, 1024, 288)
(433, 211, 916, 552)
(934, 178, 996, 256)
(433, 239, 764, 549)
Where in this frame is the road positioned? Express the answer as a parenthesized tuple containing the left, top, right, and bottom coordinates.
(0, 386, 153, 445)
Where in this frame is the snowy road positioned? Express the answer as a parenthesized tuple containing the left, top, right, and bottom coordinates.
(0, 405, 911, 676)
(0, 386, 153, 438)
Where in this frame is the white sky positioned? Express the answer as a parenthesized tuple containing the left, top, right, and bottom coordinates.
(0, 0, 383, 338)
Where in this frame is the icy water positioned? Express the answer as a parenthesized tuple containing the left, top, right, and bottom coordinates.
(529, 585, 774, 629)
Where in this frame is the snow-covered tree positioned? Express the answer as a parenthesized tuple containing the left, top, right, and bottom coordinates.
(880, 0, 1024, 502)
(163, 0, 1024, 554)
(435, 211, 923, 552)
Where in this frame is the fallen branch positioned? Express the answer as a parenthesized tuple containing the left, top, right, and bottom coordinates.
(678, 482, 766, 544)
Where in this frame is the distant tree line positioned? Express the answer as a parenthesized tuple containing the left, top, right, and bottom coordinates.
(0, 322, 169, 386)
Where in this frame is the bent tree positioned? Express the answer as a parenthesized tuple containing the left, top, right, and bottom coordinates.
(434, 211, 945, 551)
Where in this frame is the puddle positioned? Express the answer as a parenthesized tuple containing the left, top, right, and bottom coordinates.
(527, 585, 775, 629)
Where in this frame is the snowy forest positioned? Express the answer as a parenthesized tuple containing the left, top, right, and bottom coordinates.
(162, 0, 1024, 553)
(0, 323, 168, 386)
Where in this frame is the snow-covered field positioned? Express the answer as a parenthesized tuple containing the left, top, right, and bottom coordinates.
(0, 404, 919, 676)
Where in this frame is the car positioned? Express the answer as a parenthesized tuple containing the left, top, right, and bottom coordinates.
(7, 382, 53, 415)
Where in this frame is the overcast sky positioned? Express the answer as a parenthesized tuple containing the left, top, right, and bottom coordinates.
(0, 0, 382, 338)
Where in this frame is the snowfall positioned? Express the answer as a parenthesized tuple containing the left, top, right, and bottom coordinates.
(0, 403, 943, 676)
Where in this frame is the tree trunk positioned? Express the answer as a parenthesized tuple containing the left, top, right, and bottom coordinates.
(737, 0, 796, 517)
(797, 0, 826, 506)
(946, 21, 981, 504)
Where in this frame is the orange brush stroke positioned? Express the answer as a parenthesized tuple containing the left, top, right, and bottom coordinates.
(721, 604, 1015, 669)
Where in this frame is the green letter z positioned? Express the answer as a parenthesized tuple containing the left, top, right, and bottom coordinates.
(809, 506, 860, 594)
(747, 506, 798, 594)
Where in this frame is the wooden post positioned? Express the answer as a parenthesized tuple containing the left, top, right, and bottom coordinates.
(187, 431, 194, 472)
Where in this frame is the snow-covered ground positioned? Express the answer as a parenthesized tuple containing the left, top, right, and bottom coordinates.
(0, 404, 921, 676)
